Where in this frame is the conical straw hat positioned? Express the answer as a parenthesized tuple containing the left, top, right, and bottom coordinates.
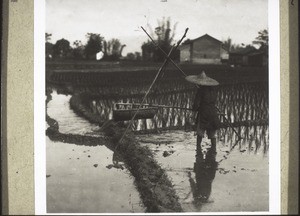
(185, 71, 219, 86)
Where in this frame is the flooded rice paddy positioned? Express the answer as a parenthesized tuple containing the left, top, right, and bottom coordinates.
(136, 131, 268, 212)
(46, 92, 145, 213)
(46, 138, 145, 213)
(46, 73, 269, 213)
(72, 82, 268, 132)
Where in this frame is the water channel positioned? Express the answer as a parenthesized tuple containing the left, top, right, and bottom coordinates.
(46, 91, 145, 213)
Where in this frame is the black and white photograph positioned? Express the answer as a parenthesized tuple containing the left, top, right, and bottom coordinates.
(43, 0, 277, 214)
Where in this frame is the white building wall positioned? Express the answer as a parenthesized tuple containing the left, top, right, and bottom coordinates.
(192, 58, 222, 64)
(179, 44, 191, 62)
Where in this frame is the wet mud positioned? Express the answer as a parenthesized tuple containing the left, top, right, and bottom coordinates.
(69, 93, 107, 125)
(101, 122, 183, 212)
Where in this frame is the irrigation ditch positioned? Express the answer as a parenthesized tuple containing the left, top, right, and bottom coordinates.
(46, 91, 183, 213)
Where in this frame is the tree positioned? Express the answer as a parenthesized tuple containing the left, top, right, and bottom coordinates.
(135, 52, 141, 61)
(84, 33, 104, 60)
(141, 40, 156, 61)
(231, 44, 242, 51)
(52, 38, 71, 59)
(46, 42, 54, 59)
(252, 29, 268, 51)
(222, 37, 249, 52)
(45, 33, 52, 43)
(104, 38, 126, 60)
(45, 33, 53, 59)
(72, 40, 85, 59)
(141, 17, 178, 62)
(126, 52, 136, 60)
(125, 52, 142, 61)
(223, 37, 233, 52)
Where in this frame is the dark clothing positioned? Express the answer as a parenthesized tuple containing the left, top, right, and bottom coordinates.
(193, 86, 221, 130)
(189, 150, 218, 203)
(194, 154, 218, 201)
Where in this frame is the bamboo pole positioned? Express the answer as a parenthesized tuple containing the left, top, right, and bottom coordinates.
(116, 28, 189, 146)
(141, 27, 243, 141)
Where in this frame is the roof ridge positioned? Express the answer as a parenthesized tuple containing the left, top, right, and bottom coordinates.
(192, 34, 222, 43)
(182, 34, 222, 45)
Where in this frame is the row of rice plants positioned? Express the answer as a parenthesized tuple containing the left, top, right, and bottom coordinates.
(85, 82, 268, 132)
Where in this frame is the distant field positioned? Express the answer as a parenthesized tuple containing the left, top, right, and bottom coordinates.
(46, 60, 268, 85)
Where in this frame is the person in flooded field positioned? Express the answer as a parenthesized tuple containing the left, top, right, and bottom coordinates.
(185, 71, 220, 204)
(185, 71, 221, 161)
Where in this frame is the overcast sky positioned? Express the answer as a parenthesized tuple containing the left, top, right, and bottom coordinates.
(46, 0, 268, 55)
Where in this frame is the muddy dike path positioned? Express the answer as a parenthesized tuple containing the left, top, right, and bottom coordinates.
(46, 93, 183, 212)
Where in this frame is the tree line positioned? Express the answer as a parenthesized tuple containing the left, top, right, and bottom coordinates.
(45, 17, 179, 62)
(45, 33, 132, 61)
(222, 29, 268, 53)
(46, 16, 268, 62)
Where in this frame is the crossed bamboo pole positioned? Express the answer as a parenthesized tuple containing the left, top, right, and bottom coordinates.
(141, 27, 187, 77)
(116, 28, 189, 147)
(141, 26, 243, 141)
(117, 26, 242, 151)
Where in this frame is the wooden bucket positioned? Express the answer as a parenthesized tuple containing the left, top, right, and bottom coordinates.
(113, 103, 158, 121)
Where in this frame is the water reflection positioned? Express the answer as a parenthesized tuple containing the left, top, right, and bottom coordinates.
(188, 135, 218, 207)
(106, 152, 125, 170)
(217, 124, 269, 157)
(46, 138, 145, 213)
(136, 129, 269, 212)
(188, 152, 218, 207)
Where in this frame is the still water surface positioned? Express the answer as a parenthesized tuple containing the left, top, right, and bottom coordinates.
(137, 131, 268, 212)
(47, 91, 145, 213)
(47, 80, 269, 212)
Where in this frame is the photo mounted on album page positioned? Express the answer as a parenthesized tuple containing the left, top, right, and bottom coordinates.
(34, 0, 281, 214)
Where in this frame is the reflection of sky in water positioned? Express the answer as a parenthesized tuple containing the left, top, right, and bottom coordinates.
(47, 91, 100, 135)
(137, 130, 268, 212)
(47, 92, 145, 213)
(46, 137, 145, 213)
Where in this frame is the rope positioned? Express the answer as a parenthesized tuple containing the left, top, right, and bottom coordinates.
(116, 46, 175, 147)
(141, 26, 188, 77)
(142, 26, 242, 142)
(140, 27, 244, 162)
(116, 28, 189, 148)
